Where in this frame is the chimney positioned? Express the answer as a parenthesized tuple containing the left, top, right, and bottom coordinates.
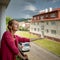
(49, 7, 52, 12)
(45, 8, 48, 13)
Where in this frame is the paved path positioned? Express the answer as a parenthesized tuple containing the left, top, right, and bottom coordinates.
(26, 42, 60, 60)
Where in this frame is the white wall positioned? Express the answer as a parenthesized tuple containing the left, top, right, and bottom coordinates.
(0, 6, 6, 47)
(44, 21, 60, 39)
(30, 22, 43, 36)
(30, 20, 60, 39)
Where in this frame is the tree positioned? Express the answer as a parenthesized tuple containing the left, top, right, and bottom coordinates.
(6, 16, 12, 24)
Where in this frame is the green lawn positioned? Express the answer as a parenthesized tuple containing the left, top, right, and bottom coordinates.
(15, 31, 39, 38)
(16, 31, 60, 57)
(34, 39, 60, 57)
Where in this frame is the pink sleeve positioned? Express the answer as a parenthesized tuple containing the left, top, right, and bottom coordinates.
(4, 32, 19, 55)
(16, 36, 30, 43)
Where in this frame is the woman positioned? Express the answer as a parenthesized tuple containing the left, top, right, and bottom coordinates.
(1, 19, 30, 60)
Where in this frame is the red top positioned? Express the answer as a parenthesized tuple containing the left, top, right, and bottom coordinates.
(1, 31, 30, 60)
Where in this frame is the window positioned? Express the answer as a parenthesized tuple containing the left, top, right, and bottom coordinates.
(46, 29, 49, 33)
(38, 28, 40, 31)
(34, 28, 36, 31)
(37, 16, 39, 20)
(35, 22, 37, 25)
(34, 17, 36, 20)
(51, 30, 56, 34)
(46, 22, 49, 25)
(40, 16, 44, 20)
(31, 23, 33, 25)
(50, 13, 56, 18)
(33, 23, 35, 25)
(31, 28, 33, 30)
(37, 23, 39, 25)
(41, 26, 44, 30)
(45, 14, 48, 17)
(51, 21, 56, 25)
(41, 21, 44, 23)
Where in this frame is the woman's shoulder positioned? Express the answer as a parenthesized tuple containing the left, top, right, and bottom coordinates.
(1, 31, 11, 39)
(3, 31, 11, 36)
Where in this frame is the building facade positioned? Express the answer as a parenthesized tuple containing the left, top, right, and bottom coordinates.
(19, 22, 30, 30)
(30, 8, 60, 41)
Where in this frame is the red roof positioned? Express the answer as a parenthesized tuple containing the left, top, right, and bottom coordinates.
(31, 18, 60, 22)
(33, 8, 60, 17)
(31, 8, 60, 22)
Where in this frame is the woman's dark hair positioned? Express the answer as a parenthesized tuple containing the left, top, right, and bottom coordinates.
(7, 19, 17, 30)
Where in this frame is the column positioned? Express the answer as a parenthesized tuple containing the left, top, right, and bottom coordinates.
(0, 0, 10, 47)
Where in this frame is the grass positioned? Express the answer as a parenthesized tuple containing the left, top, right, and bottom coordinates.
(16, 31, 60, 57)
(15, 31, 39, 38)
(34, 38, 60, 57)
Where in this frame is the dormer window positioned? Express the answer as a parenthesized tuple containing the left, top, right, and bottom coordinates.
(37, 16, 39, 20)
(45, 14, 48, 17)
(50, 13, 56, 18)
(40, 16, 44, 20)
(34, 17, 36, 20)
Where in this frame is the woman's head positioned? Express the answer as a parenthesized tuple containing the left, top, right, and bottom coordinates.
(8, 19, 19, 31)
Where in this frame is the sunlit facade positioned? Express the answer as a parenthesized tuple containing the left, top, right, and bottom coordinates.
(30, 8, 60, 41)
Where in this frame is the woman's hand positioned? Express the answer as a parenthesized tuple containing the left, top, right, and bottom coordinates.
(30, 38, 41, 42)
(23, 54, 28, 60)
(18, 52, 28, 60)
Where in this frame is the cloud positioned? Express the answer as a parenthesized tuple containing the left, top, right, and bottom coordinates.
(24, 4, 37, 12)
(24, 15, 32, 18)
(52, 0, 58, 3)
(44, 0, 59, 3)
(23, 0, 36, 4)
(6, 0, 60, 19)
(41, 0, 59, 3)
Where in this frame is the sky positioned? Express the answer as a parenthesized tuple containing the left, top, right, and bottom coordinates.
(6, 0, 60, 19)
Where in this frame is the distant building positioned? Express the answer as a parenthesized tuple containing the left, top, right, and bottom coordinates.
(30, 8, 60, 41)
(19, 22, 25, 27)
(19, 21, 30, 30)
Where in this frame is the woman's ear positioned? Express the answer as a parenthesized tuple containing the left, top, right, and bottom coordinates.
(9, 26, 12, 30)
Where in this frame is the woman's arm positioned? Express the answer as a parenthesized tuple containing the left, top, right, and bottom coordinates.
(16, 35, 30, 43)
(30, 38, 41, 42)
